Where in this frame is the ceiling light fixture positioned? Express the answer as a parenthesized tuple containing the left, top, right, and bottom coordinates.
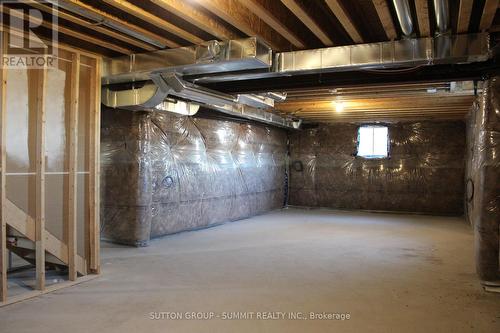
(332, 100, 344, 113)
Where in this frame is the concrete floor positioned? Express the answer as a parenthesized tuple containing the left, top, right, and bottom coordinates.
(1, 208, 499, 332)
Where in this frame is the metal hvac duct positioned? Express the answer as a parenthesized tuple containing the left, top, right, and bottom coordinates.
(433, 0, 450, 34)
(393, 0, 414, 37)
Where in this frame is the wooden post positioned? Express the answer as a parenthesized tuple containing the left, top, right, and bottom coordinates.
(35, 67, 47, 291)
(67, 53, 80, 281)
(0, 31, 8, 303)
(88, 58, 101, 274)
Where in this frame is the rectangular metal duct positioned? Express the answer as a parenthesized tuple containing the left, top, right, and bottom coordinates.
(103, 37, 272, 85)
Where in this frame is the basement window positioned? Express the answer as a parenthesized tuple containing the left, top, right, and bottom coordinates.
(357, 126, 389, 158)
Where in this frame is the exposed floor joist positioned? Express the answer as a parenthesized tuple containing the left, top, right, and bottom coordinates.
(372, 0, 398, 40)
(150, 0, 239, 41)
(238, 0, 305, 48)
(415, 0, 431, 37)
(280, 0, 334, 46)
(324, 0, 363, 43)
(195, 0, 290, 50)
(479, 0, 499, 32)
(102, 0, 204, 44)
(457, 0, 474, 33)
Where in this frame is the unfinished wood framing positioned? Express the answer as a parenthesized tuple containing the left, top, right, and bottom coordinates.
(480, 0, 500, 32)
(280, 0, 334, 46)
(324, 0, 363, 43)
(0, 32, 101, 305)
(457, 0, 474, 33)
(415, 0, 431, 37)
(372, 0, 398, 40)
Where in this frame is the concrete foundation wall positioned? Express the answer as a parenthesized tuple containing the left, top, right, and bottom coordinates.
(100, 108, 287, 246)
(288, 121, 466, 215)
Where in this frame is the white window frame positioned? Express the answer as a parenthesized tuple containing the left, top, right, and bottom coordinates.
(356, 125, 389, 159)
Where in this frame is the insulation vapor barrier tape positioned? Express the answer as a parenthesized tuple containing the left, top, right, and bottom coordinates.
(100, 108, 287, 246)
(288, 121, 466, 214)
(466, 78, 500, 285)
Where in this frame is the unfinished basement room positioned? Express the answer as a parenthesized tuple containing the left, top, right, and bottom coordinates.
(0, 0, 499, 332)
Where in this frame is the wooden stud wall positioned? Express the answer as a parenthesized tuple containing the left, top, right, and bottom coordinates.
(0, 32, 101, 306)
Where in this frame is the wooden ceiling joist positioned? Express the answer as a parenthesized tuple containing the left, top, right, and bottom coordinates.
(150, 0, 239, 41)
(479, 0, 499, 32)
(102, 0, 204, 44)
(27, 1, 156, 51)
(415, 0, 431, 37)
(2, 7, 133, 54)
(238, 0, 305, 48)
(457, 0, 474, 33)
(280, 0, 334, 46)
(195, 0, 290, 50)
(324, 0, 363, 43)
(57, 0, 180, 48)
(371, 0, 397, 40)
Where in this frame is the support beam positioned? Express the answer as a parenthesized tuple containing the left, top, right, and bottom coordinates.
(150, 0, 239, 41)
(88, 58, 101, 274)
(457, 0, 473, 33)
(324, 0, 363, 43)
(415, 0, 431, 37)
(372, 0, 398, 40)
(196, 0, 290, 50)
(27, 1, 156, 51)
(67, 53, 80, 281)
(52, 0, 180, 48)
(102, 0, 204, 44)
(237, 0, 305, 48)
(0, 31, 7, 303)
(280, 0, 334, 46)
(35, 67, 47, 291)
(479, 0, 499, 32)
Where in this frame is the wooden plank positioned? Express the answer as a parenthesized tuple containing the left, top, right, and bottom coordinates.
(5, 199, 86, 275)
(102, 0, 204, 44)
(280, 0, 334, 46)
(196, 0, 290, 50)
(479, 0, 499, 31)
(324, 0, 363, 43)
(0, 274, 98, 308)
(150, 0, 239, 41)
(88, 58, 101, 274)
(415, 0, 431, 37)
(27, 1, 157, 51)
(35, 67, 47, 291)
(372, 0, 397, 40)
(457, 0, 473, 33)
(60, 0, 180, 48)
(0, 31, 7, 303)
(67, 53, 80, 281)
(237, 0, 305, 48)
(0, 7, 133, 55)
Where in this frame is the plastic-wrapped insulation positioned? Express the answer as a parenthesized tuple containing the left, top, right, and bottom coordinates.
(100, 107, 287, 246)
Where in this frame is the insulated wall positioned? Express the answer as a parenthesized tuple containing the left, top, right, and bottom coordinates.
(465, 78, 500, 285)
(101, 109, 287, 246)
(289, 121, 465, 215)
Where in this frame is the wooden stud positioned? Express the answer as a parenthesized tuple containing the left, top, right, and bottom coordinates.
(102, 0, 204, 44)
(237, 0, 305, 48)
(280, 0, 334, 46)
(196, 0, 291, 50)
(372, 0, 397, 40)
(457, 0, 473, 33)
(27, 1, 157, 52)
(415, 0, 431, 37)
(35, 67, 47, 291)
(479, 0, 499, 32)
(67, 53, 80, 281)
(60, 0, 180, 48)
(324, 0, 363, 43)
(88, 58, 101, 274)
(150, 0, 239, 41)
(0, 31, 7, 303)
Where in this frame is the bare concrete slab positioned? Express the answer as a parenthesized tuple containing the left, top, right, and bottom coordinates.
(0, 208, 499, 332)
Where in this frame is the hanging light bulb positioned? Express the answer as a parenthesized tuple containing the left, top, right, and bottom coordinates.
(332, 100, 344, 113)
